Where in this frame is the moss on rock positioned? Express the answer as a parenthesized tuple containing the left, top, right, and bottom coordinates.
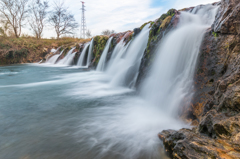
(92, 36, 109, 67)
(140, 21, 152, 30)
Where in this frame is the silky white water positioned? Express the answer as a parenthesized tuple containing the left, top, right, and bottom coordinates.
(106, 39, 129, 73)
(77, 43, 90, 66)
(1, 4, 219, 159)
(57, 48, 76, 65)
(87, 39, 94, 67)
(140, 4, 218, 116)
(107, 24, 150, 87)
(46, 50, 64, 64)
(96, 37, 113, 71)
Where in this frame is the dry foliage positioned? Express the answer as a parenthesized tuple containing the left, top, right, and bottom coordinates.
(0, 36, 90, 65)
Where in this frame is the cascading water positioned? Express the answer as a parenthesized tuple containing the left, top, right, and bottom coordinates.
(65, 52, 77, 65)
(86, 38, 94, 67)
(46, 50, 64, 64)
(107, 31, 133, 66)
(2, 4, 220, 159)
(140, 4, 218, 116)
(106, 39, 129, 71)
(69, 4, 218, 159)
(96, 37, 113, 71)
(77, 43, 90, 66)
(107, 24, 150, 87)
(57, 47, 76, 66)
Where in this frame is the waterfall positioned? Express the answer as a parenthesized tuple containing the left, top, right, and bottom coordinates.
(25, 4, 220, 159)
(86, 38, 94, 67)
(46, 50, 64, 64)
(77, 43, 90, 66)
(106, 39, 126, 69)
(64, 52, 77, 65)
(96, 37, 113, 71)
(57, 47, 76, 66)
(106, 24, 150, 87)
(140, 4, 218, 116)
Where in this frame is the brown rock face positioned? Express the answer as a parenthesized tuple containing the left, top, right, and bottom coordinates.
(159, 0, 240, 158)
(159, 129, 240, 159)
(213, 0, 240, 34)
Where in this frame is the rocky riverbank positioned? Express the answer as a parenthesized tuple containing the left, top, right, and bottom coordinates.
(156, 0, 240, 158)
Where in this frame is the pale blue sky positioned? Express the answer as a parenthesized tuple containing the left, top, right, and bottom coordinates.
(26, 0, 219, 38)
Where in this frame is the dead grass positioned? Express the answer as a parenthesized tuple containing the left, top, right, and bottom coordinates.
(159, 16, 172, 29)
(0, 36, 91, 65)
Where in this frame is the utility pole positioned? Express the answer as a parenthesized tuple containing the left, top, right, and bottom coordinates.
(80, 1, 86, 39)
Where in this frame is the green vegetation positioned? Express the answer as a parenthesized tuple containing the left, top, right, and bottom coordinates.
(167, 9, 176, 17)
(140, 21, 152, 30)
(141, 9, 176, 68)
(147, 9, 176, 53)
(212, 31, 218, 37)
(159, 16, 173, 30)
(93, 36, 109, 66)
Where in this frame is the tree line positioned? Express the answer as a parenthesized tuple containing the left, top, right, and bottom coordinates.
(0, 0, 116, 39)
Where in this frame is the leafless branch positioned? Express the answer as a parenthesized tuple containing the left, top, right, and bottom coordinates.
(0, 0, 29, 38)
(49, 1, 78, 39)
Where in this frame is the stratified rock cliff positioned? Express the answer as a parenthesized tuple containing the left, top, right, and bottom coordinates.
(158, 0, 240, 158)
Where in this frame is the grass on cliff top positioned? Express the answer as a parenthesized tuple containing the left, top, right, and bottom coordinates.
(0, 36, 91, 51)
(0, 36, 91, 65)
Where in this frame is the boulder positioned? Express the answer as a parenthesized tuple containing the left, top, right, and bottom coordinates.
(159, 129, 240, 159)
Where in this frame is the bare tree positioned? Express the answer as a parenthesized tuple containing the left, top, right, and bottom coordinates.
(101, 29, 115, 36)
(0, 27, 4, 36)
(0, 0, 29, 38)
(86, 29, 92, 38)
(0, 20, 11, 36)
(29, 0, 49, 39)
(49, 1, 78, 39)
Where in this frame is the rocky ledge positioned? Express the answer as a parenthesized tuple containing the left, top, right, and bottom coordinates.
(159, 128, 240, 159)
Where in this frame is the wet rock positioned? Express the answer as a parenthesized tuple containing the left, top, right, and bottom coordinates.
(133, 28, 141, 37)
(106, 31, 133, 63)
(159, 129, 240, 159)
(213, 0, 240, 34)
(73, 43, 85, 65)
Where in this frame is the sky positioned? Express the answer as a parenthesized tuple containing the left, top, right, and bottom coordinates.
(24, 0, 219, 38)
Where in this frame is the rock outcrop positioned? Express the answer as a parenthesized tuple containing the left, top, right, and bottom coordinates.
(159, 128, 240, 159)
(90, 35, 109, 67)
(158, 0, 240, 158)
(136, 9, 180, 89)
(106, 31, 133, 63)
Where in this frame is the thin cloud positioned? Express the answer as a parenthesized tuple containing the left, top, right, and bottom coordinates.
(22, 0, 219, 38)
(173, 0, 219, 9)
